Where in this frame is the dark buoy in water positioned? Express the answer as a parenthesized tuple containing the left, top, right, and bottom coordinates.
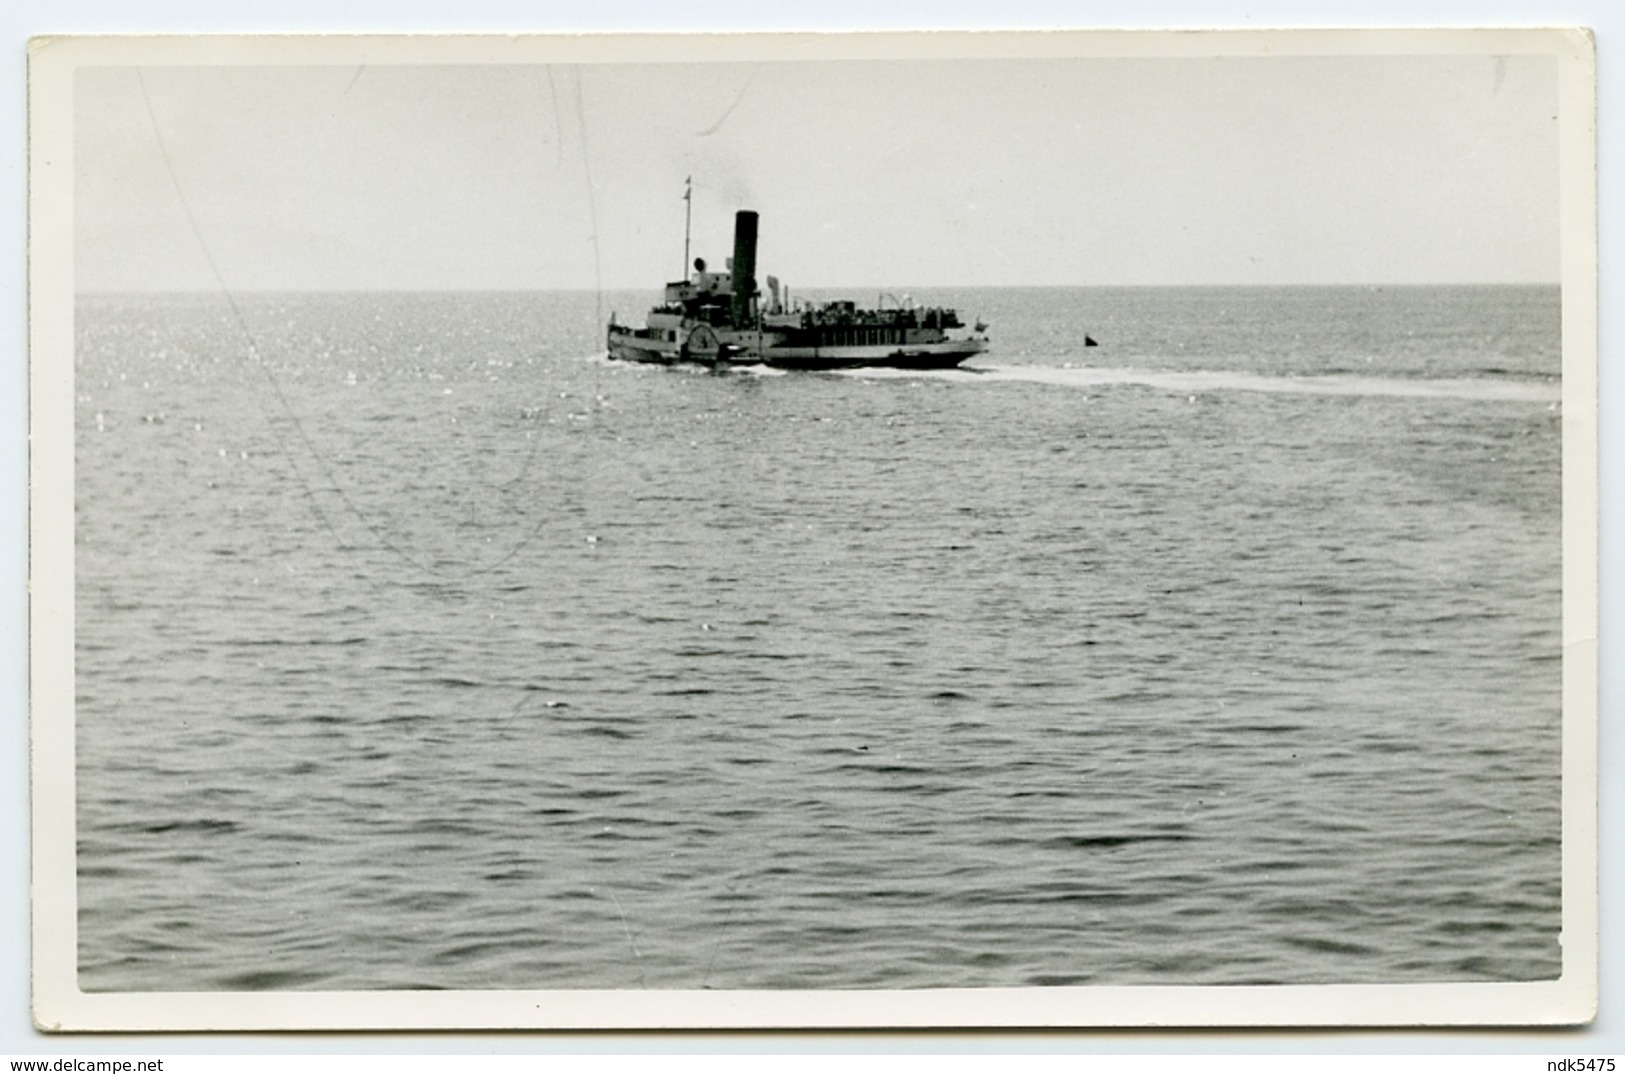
(1085, 335, 1099, 347)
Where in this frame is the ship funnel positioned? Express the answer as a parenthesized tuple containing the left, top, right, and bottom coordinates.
(730, 210, 759, 326)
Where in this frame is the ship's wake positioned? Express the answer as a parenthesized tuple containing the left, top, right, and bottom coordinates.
(589, 353, 787, 376)
(837, 362, 1560, 404)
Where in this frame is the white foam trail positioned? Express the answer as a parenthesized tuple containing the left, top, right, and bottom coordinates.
(590, 354, 787, 376)
(840, 363, 1559, 403)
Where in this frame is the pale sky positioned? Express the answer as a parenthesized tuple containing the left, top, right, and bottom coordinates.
(74, 50, 1561, 290)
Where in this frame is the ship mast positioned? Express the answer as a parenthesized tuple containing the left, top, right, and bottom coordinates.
(682, 176, 693, 282)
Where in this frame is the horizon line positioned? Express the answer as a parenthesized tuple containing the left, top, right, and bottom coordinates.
(73, 280, 1564, 297)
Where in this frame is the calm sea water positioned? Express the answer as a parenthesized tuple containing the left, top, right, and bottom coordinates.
(74, 285, 1563, 991)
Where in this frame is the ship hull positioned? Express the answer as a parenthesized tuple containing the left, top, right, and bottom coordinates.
(757, 341, 984, 371)
(605, 330, 683, 365)
(606, 325, 983, 371)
